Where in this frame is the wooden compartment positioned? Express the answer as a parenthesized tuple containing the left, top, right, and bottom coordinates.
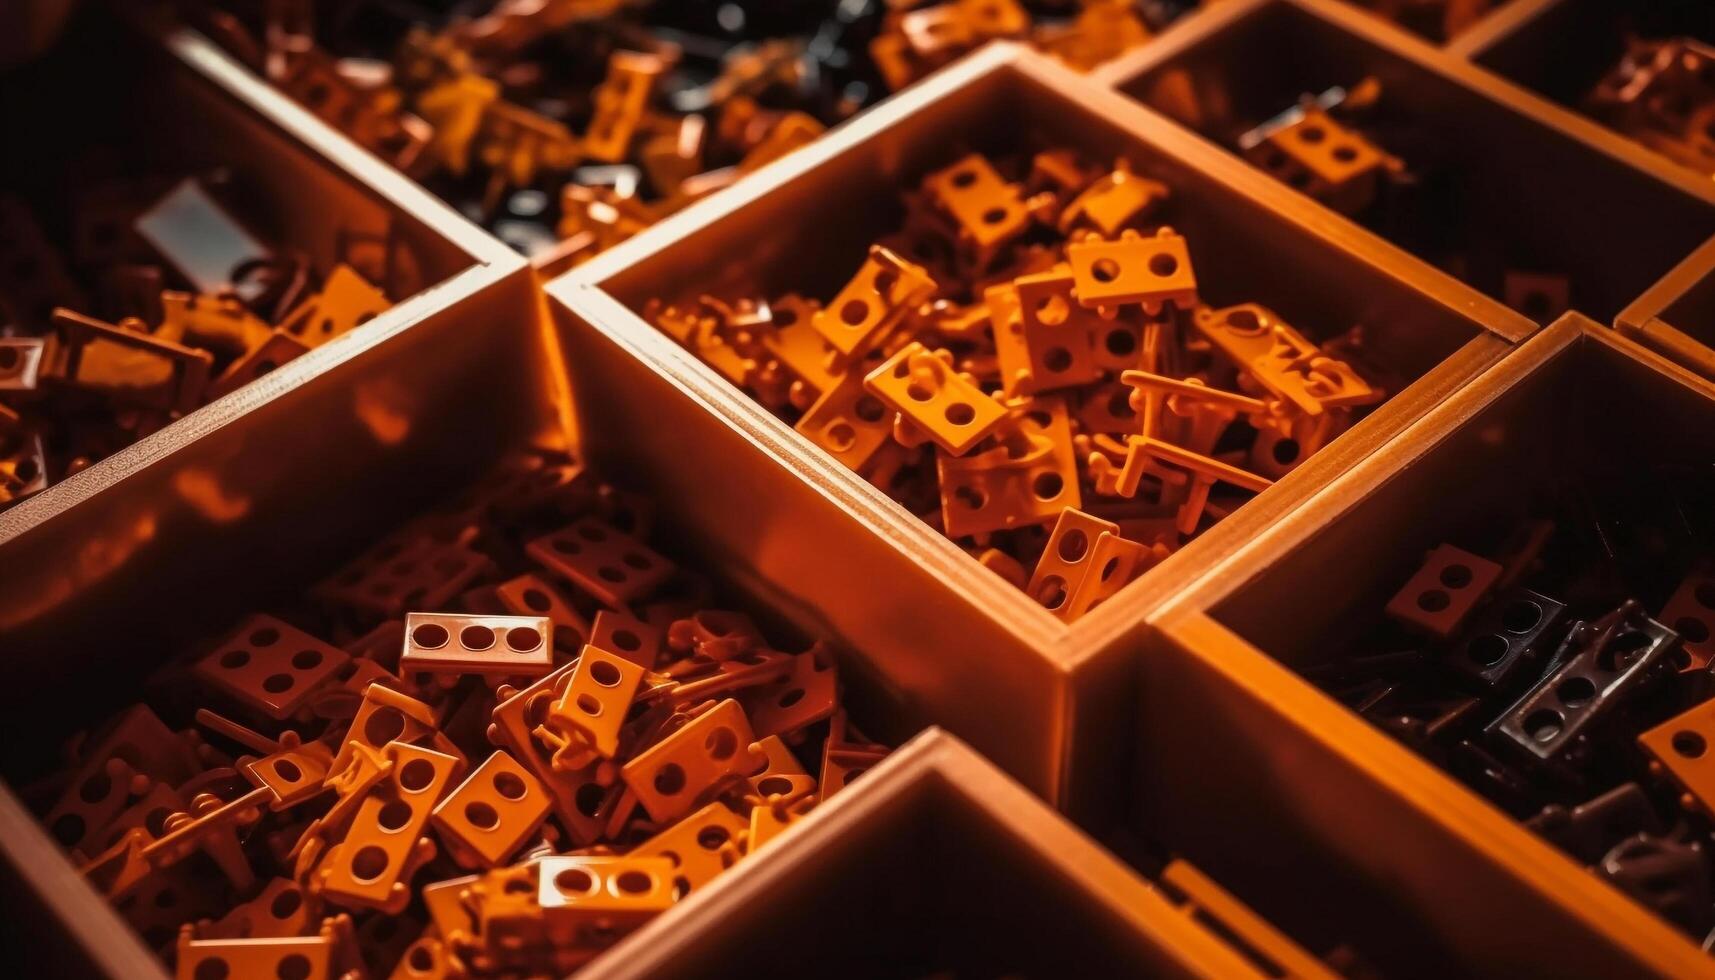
(1146, 315, 1715, 977)
(1099, 0, 1715, 322)
(549, 41, 1518, 825)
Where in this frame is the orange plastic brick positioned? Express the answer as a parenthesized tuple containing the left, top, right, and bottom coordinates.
(52, 308, 214, 414)
(278, 264, 390, 348)
(589, 609, 662, 668)
(622, 699, 762, 824)
(795, 371, 896, 472)
(1246, 106, 1399, 216)
(759, 294, 839, 397)
(315, 538, 491, 620)
(1384, 544, 1505, 638)
(401, 612, 554, 680)
(313, 742, 461, 912)
(1058, 162, 1169, 236)
(938, 397, 1081, 537)
(746, 734, 818, 803)
(431, 750, 551, 869)
(808, 244, 935, 361)
(415, 70, 502, 177)
(582, 51, 666, 163)
(205, 329, 311, 402)
(630, 800, 747, 896)
(156, 290, 272, 356)
(328, 684, 440, 783)
(1027, 508, 1155, 622)
(193, 615, 351, 720)
(1193, 304, 1378, 417)
(244, 738, 335, 811)
(994, 270, 1105, 396)
(1641, 699, 1715, 819)
(487, 663, 608, 845)
(745, 650, 839, 739)
(175, 914, 352, 980)
(526, 517, 674, 608)
(201, 877, 319, 940)
(863, 342, 1007, 455)
(1659, 569, 1715, 670)
(922, 153, 1032, 271)
(543, 646, 648, 765)
(537, 854, 676, 936)
(1065, 228, 1197, 314)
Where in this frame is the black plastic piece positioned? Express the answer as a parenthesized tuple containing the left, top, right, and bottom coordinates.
(1487, 601, 1682, 781)
(1437, 587, 1566, 693)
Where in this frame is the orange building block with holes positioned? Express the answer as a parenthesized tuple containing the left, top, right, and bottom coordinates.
(1384, 544, 1504, 638)
(922, 153, 1032, 271)
(622, 699, 762, 824)
(991, 270, 1104, 396)
(590, 608, 661, 668)
(314, 742, 460, 913)
(536, 854, 677, 936)
(328, 684, 440, 782)
(1027, 508, 1154, 622)
(630, 800, 747, 896)
(1066, 228, 1197, 314)
(863, 342, 1007, 455)
(746, 734, 818, 802)
(544, 647, 648, 764)
(795, 371, 897, 471)
(313, 537, 490, 621)
(1245, 106, 1397, 216)
(744, 650, 838, 739)
(581, 51, 663, 163)
(176, 915, 356, 980)
(1660, 568, 1715, 670)
(809, 244, 935, 361)
(527, 517, 674, 608)
(431, 751, 551, 869)
(194, 615, 351, 720)
(400, 612, 553, 679)
(1639, 699, 1715, 818)
(1193, 303, 1377, 417)
(938, 396, 1081, 538)
(278, 264, 389, 349)
(245, 739, 335, 811)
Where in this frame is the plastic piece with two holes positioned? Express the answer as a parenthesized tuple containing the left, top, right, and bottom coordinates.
(431, 750, 551, 869)
(1384, 545, 1504, 638)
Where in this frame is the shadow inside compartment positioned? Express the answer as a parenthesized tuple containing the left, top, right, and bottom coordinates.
(1304, 362, 1715, 943)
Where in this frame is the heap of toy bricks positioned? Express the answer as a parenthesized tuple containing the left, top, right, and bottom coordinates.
(0, 176, 399, 510)
(646, 146, 1388, 622)
(1589, 34, 1715, 178)
(1321, 477, 1715, 943)
(33, 451, 887, 977)
(189, 0, 1170, 265)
